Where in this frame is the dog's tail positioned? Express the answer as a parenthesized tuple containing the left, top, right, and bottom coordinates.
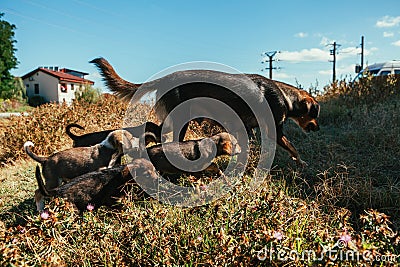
(90, 57, 142, 101)
(24, 141, 47, 163)
(35, 165, 53, 197)
(66, 123, 85, 141)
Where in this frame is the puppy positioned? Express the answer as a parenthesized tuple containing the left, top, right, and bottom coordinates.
(142, 132, 241, 176)
(35, 158, 158, 212)
(66, 121, 162, 147)
(91, 57, 320, 166)
(24, 129, 139, 211)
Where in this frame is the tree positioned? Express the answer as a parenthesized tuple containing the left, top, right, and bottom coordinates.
(0, 13, 18, 98)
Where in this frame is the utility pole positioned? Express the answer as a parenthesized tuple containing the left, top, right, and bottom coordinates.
(329, 42, 340, 82)
(261, 51, 280, 79)
(355, 36, 365, 73)
(360, 35, 364, 70)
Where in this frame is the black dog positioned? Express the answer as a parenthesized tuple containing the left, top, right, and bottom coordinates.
(66, 121, 162, 147)
(91, 58, 320, 166)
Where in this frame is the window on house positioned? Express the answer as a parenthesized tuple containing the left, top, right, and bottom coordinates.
(60, 83, 67, 93)
(71, 84, 74, 90)
(34, 84, 39, 94)
(26, 84, 29, 88)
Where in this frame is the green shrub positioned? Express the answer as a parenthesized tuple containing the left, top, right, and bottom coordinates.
(74, 84, 102, 104)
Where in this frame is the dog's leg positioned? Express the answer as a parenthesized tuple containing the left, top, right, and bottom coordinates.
(204, 163, 232, 187)
(34, 189, 45, 211)
(277, 134, 307, 167)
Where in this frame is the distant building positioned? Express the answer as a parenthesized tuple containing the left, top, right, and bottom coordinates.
(21, 67, 94, 105)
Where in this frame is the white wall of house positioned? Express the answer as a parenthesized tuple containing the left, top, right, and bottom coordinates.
(23, 71, 59, 103)
(58, 82, 77, 105)
(23, 70, 82, 105)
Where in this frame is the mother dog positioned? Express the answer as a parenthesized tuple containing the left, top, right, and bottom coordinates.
(91, 58, 320, 166)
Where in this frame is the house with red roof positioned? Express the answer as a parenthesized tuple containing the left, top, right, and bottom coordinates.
(21, 67, 94, 105)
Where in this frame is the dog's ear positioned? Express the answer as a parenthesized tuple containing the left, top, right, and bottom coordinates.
(122, 131, 137, 150)
(309, 102, 320, 118)
(221, 141, 233, 155)
(108, 151, 122, 168)
(108, 132, 125, 168)
(300, 97, 320, 118)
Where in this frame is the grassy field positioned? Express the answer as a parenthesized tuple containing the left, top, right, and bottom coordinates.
(0, 79, 399, 266)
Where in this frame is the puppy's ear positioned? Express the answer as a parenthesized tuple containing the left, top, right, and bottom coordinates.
(199, 138, 216, 159)
(108, 150, 122, 168)
(108, 133, 124, 168)
(221, 141, 233, 156)
(122, 131, 135, 150)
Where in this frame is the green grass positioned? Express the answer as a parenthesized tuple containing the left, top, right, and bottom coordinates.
(1, 85, 400, 266)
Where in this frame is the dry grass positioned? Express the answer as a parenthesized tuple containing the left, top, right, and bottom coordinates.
(1, 76, 400, 266)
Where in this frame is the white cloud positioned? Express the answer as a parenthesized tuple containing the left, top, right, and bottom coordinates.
(392, 40, 400, 46)
(339, 47, 359, 57)
(319, 36, 333, 46)
(383, 31, 394, 37)
(279, 48, 329, 62)
(318, 64, 356, 78)
(318, 69, 331, 76)
(278, 45, 378, 64)
(376, 16, 400, 28)
(294, 32, 308, 38)
(273, 72, 292, 80)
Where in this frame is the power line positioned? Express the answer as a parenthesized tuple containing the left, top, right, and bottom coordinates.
(261, 51, 280, 79)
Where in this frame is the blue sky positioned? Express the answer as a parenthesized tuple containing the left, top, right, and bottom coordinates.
(3, 0, 400, 92)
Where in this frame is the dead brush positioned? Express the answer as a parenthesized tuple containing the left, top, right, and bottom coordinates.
(0, 95, 152, 164)
(2, 174, 399, 266)
(313, 164, 364, 210)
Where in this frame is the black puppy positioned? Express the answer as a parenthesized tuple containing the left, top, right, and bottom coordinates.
(142, 132, 241, 176)
(66, 121, 162, 147)
(35, 158, 158, 212)
(91, 57, 320, 166)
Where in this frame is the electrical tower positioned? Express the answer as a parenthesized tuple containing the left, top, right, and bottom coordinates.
(329, 42, 341, 82)
(261, 51, 280, 79)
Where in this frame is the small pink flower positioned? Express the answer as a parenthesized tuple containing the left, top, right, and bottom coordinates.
(197, 236, 203, 241)
(40, 211, 49, 220)
(86, 203, 95, 211)
(273, 231, 283, 240)
(200, 185, 207, 191)
(339, 233, 351, 243)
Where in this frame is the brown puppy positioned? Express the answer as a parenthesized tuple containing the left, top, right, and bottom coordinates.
(24, 129, 139, 211)
(66, 121, 162, 147)
(35, 158, 158, 212)
(142, 132, 241, 176)
(91, 57, 320, 166)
